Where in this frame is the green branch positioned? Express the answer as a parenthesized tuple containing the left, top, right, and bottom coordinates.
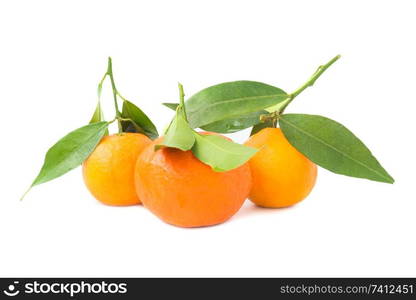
(279, 55, 341, 114)
(106, 57, 122, 133)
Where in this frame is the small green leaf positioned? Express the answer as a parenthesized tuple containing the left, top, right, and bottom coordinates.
(279, 114, 394, 183)
(186, 81, 288, 128)
(158, 113, 195, 151)
(31, 122, 109, 187)
(192, 133, 257, 172)
(121, 100, 158, 140)
(89, 101, 109, 135)
(89, 101, 104, 124)
(162, 102, 179, 111)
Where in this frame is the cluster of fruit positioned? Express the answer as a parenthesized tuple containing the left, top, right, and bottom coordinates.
(83, 127, 310, 228)
(24, 56, 393, 228)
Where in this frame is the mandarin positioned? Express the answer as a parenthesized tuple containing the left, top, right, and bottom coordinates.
(83, 133, 151, 206)
(134, 133, 252, 227)
(244, 127, 317, 208)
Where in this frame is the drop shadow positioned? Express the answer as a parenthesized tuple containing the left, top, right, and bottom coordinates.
(233, 201, 297, 220)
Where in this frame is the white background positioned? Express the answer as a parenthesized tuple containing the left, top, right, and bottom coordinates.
(0, 0, 414, 277)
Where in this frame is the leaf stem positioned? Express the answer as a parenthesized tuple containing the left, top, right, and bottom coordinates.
(178, 82, 188, 121)
(107, 117, 118, 124)
(97, 72, 107, 99)
(279, 55, 341, 114)
(106, 57, 122, 133)
(116, 90, 128, 102)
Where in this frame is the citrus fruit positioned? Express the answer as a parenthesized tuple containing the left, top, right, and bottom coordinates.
(244, 127, 317, 208)
(134, 133, 252, 228)
(83, 133, 151, 206)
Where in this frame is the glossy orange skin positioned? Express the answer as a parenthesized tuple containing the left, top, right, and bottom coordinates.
(83, 133, 151, 206)
(244, 128, 317, 208)
(134, 134, 252, 228)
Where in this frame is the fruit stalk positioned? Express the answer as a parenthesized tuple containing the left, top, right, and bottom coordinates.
(178, 82, 188, 121)
(106, 57, 123, 133)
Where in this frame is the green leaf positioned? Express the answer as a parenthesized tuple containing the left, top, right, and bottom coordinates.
(158, 113, 195, 151)
(162, 102, 179, 111)
(192, 133, 258, 172)
(89, 101, 104, 124)
(31, 122, 109, 187)
(163, 102, 268, 134)
(185, 81, 288, 128)
(89, 101, 109, 135)
(121, 100, 158, 140)
(199, 110, 267, 134)
(279, 114, 394, 183)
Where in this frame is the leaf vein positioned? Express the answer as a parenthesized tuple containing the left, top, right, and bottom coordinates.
(189, 94, 288, 114)
(280, 117, 390, 181)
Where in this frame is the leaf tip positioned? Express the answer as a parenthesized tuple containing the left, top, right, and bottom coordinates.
(246, 145, 259, 154)
(154, 144, 164, 151)
(385, 174, 395, 184)
(20, 186, 32, 201)
(212, 166, 227, 172)
(376, 167, 394, 184)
